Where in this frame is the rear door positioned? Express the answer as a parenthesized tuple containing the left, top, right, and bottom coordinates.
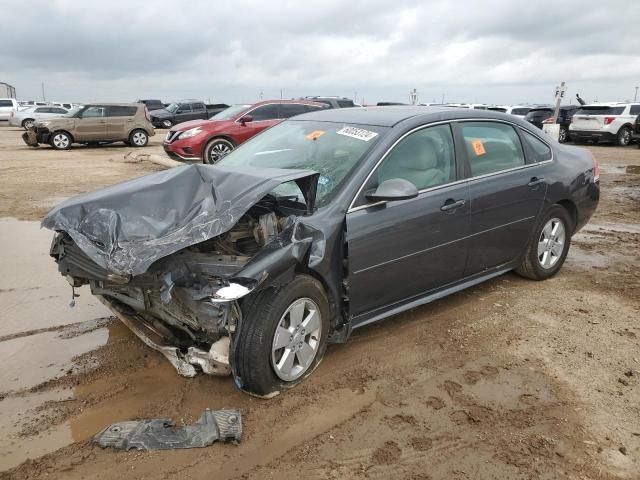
(106, 106, 137, 140)
(75, 106, 107, 141)
(458, 121, 547, 274)
(346, 123, 471, 322)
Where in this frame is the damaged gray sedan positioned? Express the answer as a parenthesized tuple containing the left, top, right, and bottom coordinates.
(44, 107, 599, 396)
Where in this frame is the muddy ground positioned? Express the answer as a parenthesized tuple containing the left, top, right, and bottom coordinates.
(0, 123, 638, 479)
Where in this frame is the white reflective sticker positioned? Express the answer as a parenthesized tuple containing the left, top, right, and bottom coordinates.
(336, 126, 378, 141)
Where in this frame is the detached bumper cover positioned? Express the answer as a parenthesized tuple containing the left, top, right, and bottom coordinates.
(94, 409, 242, 450)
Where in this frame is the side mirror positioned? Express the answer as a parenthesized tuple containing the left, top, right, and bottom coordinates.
(366, 178, 419, 202)
(239, 115, 253, 125)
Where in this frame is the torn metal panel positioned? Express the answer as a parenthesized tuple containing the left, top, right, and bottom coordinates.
(94, 409, 242, 450)
(42, 164, 319, 276)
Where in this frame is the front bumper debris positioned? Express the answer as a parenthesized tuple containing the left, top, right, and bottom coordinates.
(99, 296, 231, 377)
(94, 409, 242, 450)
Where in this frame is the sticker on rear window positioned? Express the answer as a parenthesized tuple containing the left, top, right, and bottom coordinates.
(471, 139, 486, 156)
(305, 130, 325, 141)
(336, 126, 378, 141)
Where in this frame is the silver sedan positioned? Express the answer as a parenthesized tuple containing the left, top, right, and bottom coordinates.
(9, 106, 69, 129)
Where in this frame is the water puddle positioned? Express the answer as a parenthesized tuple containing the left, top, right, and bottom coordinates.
(0, 217, 115, 470)
(0, 217, 110, 337)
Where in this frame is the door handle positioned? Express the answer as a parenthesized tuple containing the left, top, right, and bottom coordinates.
(440, 199, 466, 212)
(527, 176, 545, 187)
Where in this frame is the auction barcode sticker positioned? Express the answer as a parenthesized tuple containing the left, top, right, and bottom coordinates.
(336, 126, 378, 141)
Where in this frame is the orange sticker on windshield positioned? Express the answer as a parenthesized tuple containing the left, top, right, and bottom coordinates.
(472, 139, 486, 156)
(306, 130, 325, 141)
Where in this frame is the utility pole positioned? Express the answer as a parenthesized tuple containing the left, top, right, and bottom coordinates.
(409, 88, 418, 105)
(635, 86, 638, 102)
(41, 82, 46, 102)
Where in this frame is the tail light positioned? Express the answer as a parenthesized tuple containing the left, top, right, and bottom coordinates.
(542, 116, 554, 124)
(144, 107, 151, 122)
(604, 117, 615, 125)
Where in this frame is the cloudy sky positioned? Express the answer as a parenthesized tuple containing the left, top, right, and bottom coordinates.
(2, 0, 639, 106)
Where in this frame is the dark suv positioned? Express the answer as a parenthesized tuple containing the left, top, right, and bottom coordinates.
(525, 106, 580, 143)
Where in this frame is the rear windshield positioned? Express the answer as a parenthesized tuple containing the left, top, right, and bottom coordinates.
(576, 106, 625, 115)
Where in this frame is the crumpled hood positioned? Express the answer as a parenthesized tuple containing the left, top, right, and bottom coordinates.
(42, 165, 319, 277)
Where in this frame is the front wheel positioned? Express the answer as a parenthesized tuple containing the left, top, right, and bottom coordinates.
(616, 127, 632, 146)
(129, 129, 148, 147)
(161, 119, 173, 129)
(50, 131, 72, 150)
(22, 119, 35, 129)
(203, 138, 234, 164)
(515, 205, 572, 280)
(233, 275, 330, 396)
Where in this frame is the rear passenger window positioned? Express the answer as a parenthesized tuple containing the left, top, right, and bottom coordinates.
(630, 105, 640, 115)
(34, 107, 49, 113)
(375, 124, 456, 190)
(108, 106, 137, 117)
(521, 131, 552, 162)
(461, 122, 525, 177)
(0, 100, 13, 107)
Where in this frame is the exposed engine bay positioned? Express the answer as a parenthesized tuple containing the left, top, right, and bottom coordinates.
(51, 193, 306, 377)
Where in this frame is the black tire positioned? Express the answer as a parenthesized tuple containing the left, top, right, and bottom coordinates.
(22, 119, 35, 129)
(616, 127, 632, 146)
(515, 205, 573, 281)
(203, 138, 234, 164)
(129, 129, 149, 147)
(161, 119, 173, 129)
(49, 131, 72, 150)
(558, 126, 569, 143)
(233, 274, 330, 396)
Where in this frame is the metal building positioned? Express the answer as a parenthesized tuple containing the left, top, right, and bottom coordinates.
(0, 82, 17, 98)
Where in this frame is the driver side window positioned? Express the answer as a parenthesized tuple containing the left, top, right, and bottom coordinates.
(375, 124, 456, 191)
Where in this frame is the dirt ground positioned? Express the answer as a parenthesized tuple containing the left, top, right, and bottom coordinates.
(0, 123, 639, 480)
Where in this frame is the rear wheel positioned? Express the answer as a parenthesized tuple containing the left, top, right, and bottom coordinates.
(515, 205, 572, 280)
(50, 131, 72, 150)
(129, 129, 148, 147)
(558, 126, 568, 143)
(616, 127, 632, 146)
(22, 119, 35, 129)
(203, 138, 234, 164)
(233, 275, 330, 396)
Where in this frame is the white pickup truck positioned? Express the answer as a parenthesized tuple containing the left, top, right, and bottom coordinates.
(0, 98, 19, 121)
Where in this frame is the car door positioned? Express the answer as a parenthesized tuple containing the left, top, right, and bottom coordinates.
(457, 121, 548, 275)
(236, 104, 282, 142)
(190, 102, 206, 120)
(174, 104, 192, 124)
(106, 106, 136, 140)
(346, 123, 471, 323)
(75, 106, 107, 141)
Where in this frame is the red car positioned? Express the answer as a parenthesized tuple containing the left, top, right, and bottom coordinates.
(163, 100, 327, 163)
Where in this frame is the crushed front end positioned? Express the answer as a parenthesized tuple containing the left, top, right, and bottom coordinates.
(44, 164, 321, 379)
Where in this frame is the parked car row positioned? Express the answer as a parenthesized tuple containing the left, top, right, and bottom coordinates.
(148, 100, 230, 129)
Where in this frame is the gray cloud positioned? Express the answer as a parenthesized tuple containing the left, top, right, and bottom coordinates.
(1, 0, 639, 105)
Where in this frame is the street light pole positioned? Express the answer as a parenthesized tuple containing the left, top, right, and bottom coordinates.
(635, 86, 638, 102)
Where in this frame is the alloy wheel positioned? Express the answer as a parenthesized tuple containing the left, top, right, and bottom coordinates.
(52, 133, 70, 149)
(271, 298, 322, 382)
(537, 217, 565, 269)
(208, 141, 233, 163)
(132, 131, 147, 146)
(162, 120, 172, 129)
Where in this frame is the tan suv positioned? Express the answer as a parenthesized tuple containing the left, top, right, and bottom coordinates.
(22, 103, 155, 150)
